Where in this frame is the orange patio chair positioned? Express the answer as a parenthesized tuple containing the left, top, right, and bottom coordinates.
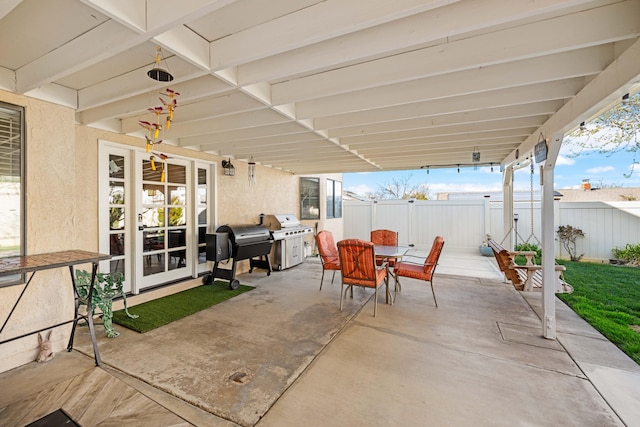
(337, 239, 389, 317)
(371, 229, 399, 267)
(393, 236, 444, 307)
(315, 230, 341, 290)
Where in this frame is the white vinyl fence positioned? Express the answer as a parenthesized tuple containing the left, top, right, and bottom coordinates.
(344, 199, 640, 261)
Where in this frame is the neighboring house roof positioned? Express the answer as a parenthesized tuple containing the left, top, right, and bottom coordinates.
(555, 188, 640, 202)
(343, 190, 369, 202)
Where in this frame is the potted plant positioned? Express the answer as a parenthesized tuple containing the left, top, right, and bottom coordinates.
(479, 234, 494, 256)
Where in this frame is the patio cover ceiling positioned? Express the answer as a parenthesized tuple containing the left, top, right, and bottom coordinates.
(1, 0, 639, 175)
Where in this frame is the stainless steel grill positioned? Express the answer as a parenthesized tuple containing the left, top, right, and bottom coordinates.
(265, 214, 313, 270)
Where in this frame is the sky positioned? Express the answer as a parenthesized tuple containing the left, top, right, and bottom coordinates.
(343, 137, 640, 198)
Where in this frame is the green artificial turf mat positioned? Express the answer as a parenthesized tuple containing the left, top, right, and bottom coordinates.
(112, 281, 254, 333)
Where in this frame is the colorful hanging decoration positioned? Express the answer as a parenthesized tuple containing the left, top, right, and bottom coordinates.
(139, 47, 180, 173)
(160, 88, 180, 129)
(152, 152, 171, 182)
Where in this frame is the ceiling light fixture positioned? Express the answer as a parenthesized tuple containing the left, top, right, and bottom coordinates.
(147, 46, 174, 82)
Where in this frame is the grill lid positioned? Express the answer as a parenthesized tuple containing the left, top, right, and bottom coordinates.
(216, 224, 272, 245)
(267, 214, 301, 230)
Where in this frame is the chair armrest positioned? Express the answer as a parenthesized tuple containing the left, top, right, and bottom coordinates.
(509, 251, 537, 266)
(398, 254, 425, 265)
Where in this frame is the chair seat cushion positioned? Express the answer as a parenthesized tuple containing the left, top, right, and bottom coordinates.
(325, 261, 341, 270)
(394, 262, 431, 280)
(344, 268, 387, 288)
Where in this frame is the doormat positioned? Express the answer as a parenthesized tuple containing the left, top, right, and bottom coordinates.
(112, 281, 254, 333)
(26, 409, 79, 426)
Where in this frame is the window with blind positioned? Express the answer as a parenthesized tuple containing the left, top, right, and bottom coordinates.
(0, 102, 25, 286)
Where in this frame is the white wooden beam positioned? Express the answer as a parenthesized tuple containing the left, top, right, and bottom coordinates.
(293, 45, 611, 118)
(210, 0, 459, 69)
(24, 83, 77, 108)
(81, 0, 146, 32)
(0, 0, 22, 20)
(314, 79, 584, 130)
(328, 101, 562, 138)
(154, 26, 210, 70)
(77, 75, 233, 123)
(16, 20, 140, 93)
(78, 57, 206, 110)
(240, 0, 603, 87)
(342, 117, 545, 145)
(272, 1, 640, 103)
(0, 66, 14, 91)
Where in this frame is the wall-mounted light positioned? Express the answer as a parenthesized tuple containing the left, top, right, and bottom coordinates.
(579, 121, 586, 130)
(222, 158, 235, 176)
(248, 157, 256, 185)
(622, 93, 630, 104)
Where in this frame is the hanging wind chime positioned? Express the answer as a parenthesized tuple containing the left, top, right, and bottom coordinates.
(248, 157, 257, 186)
(139, 47, 179, 182)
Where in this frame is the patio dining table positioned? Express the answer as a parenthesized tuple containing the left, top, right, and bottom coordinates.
(374, 245, 409, 303)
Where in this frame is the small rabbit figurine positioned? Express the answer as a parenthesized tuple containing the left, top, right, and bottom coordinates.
(36, 330, 55, 363)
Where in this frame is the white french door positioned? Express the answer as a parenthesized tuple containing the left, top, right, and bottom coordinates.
(135, 153, 192, 291)
(99, 145, 133, 293)
(99, 142, 215, 294)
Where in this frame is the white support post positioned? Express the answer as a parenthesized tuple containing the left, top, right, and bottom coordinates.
(483, 195, 491, 238)
(541, 133, 564, 339)
(503, 166, 515, 250)
(541, 165, 556, 339)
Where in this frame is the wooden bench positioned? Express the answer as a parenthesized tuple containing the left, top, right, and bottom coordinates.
(487, 239, 572, 293)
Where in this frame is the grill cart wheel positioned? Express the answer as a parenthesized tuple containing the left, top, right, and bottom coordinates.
(229, 279, 240, 290)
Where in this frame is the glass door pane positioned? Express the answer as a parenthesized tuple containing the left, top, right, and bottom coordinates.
(137, 155, 190, 289)
(108, 155, 126, 277)
(196, 166, 209, 271)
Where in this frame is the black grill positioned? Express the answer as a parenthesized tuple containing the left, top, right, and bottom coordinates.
(203, 224, 272, 289)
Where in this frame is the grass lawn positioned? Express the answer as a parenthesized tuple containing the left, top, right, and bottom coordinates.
(556, 260, 640, 365)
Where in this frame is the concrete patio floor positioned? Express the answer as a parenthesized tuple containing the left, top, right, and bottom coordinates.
(2, 249, 639, 426)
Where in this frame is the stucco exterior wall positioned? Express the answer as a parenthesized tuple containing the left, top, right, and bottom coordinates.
(0, 90, 343, 373)
(0, 91, 77, 371)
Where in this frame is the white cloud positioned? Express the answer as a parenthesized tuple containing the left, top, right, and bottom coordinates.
(555, 155, 575, 166)
(586, 165, 615, 174)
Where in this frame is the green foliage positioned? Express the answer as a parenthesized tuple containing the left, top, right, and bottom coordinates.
(612, 243, 640, 266)
(566, 92, 640, 178)
(557, 260, 640, 365)
(515, 242, 541, 257)
(157, 196, 185, 226)
(557, 225, 585, 261)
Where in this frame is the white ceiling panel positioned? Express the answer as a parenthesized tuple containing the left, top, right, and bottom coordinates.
(1, 0, 639, 175)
